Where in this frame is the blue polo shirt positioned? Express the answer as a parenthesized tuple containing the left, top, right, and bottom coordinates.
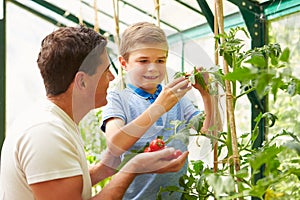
(101, 84, 200, 200)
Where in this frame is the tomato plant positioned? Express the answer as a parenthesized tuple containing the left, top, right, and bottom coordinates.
(157, 27, 300, 200)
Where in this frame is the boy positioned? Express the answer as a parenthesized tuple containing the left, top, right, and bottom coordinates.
(102, 22, 212, 199)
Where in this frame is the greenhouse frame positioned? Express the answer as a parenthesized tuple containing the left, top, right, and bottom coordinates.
(1, 0, 300, 199)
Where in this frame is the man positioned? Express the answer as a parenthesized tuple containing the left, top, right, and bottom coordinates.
(0, 26, 188, 200)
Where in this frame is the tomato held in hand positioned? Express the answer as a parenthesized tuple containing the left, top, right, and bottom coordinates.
(143, 146, 151, 152)
(149, 138, 165, 152)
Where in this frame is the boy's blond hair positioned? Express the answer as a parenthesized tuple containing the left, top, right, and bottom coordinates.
(119, 22, 169, 61)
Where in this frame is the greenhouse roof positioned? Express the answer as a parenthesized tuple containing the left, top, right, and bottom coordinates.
(8, 0, 296, 43)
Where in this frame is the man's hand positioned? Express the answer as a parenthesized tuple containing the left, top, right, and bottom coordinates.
(120, 148, 189, 174)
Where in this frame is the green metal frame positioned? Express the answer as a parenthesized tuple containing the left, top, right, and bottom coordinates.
(265, 0, 300, 20)
(229, 1, 268, 192)
(119, 0, 180, 31)
(167, 12, 244, 43)
(9, 0, 115, 42)
(196, 0, 214, 33)
(0, 0, 5, 151)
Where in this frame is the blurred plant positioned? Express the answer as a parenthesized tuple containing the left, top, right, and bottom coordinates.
(79, 108, 110, 194)
(268, 13, 300, 138)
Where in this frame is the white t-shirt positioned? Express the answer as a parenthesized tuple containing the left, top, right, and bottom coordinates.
(0, 100, 91, 200)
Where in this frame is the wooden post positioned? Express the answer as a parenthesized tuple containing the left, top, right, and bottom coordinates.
(0, 0, 6, 150)
(215, 0, 240, 173)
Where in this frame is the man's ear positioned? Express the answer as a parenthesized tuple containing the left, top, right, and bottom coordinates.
(74, 72, 86, 90)
(119, 56, 128, 70)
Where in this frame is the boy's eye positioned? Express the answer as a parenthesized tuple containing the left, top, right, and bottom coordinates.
(139, 60, 148, 63)
(157, 59, 166, 64)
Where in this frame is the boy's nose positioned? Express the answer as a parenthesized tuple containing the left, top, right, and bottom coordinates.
(147, 63, 157, 71)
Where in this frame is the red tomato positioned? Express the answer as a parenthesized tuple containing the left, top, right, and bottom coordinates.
(143, 146, 151, 152)
(185, 73, 191, 78)
(149, 138, 165, 152)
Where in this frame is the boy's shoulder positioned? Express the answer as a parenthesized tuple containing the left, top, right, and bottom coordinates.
(108, 87, 135, 96)
(107, 87, 142, 102)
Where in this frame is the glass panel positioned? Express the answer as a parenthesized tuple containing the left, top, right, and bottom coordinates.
(6, 2, 56, 127)
(268, 12, 300, 139)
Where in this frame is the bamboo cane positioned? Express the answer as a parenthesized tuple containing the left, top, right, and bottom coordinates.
(112, 0, 120, 48)
(215, 0, 240, 173)
(153, 0, 160, 27)
(213, 1, 219, 174)
(78, 0, 83, 25)
(93, 0, 99, 32)
(153, 0, 169, 84)
(112, 0, 124, 89)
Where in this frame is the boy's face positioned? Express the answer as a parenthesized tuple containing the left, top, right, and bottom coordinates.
(120, 43, 168, 94)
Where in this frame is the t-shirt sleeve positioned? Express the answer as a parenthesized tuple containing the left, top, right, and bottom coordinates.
(18, 123, 83, 184)
(181, 96, 201, 122)
(101, 91, 127, 131)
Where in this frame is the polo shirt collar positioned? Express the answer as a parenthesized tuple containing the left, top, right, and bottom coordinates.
(127, 84, 162, 103)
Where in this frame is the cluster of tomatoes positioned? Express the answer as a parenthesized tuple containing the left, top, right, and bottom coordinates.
(143, 138, 165, 152)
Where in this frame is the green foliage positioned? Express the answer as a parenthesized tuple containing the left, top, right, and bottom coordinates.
(174, 66, 225, 95)
(157, 26, 300, 200)
(79, 108, 110, 193)
(215, 25, 300, 101)
(268, 14, 300, 138)
(158, 128, 300, 199)
(157, 160, 212, 200)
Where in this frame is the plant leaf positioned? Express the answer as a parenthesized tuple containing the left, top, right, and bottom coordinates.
(279, 47, 290, 62)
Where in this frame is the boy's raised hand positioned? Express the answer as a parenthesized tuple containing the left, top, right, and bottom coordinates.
(154, 77, 192, 112)
(190, 67, 209, 95)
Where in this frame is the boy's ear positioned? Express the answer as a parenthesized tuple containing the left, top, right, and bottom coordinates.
(118, 56, 128, 70)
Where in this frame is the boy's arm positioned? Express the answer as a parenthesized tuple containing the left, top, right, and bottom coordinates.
(105, 104, 163, 156)
(192, 69, 212, 132)
(105, 77, 191, 156)
(199, 89, 212, 132)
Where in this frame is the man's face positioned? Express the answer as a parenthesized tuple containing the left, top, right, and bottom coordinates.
(86, 51, 115, 108)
